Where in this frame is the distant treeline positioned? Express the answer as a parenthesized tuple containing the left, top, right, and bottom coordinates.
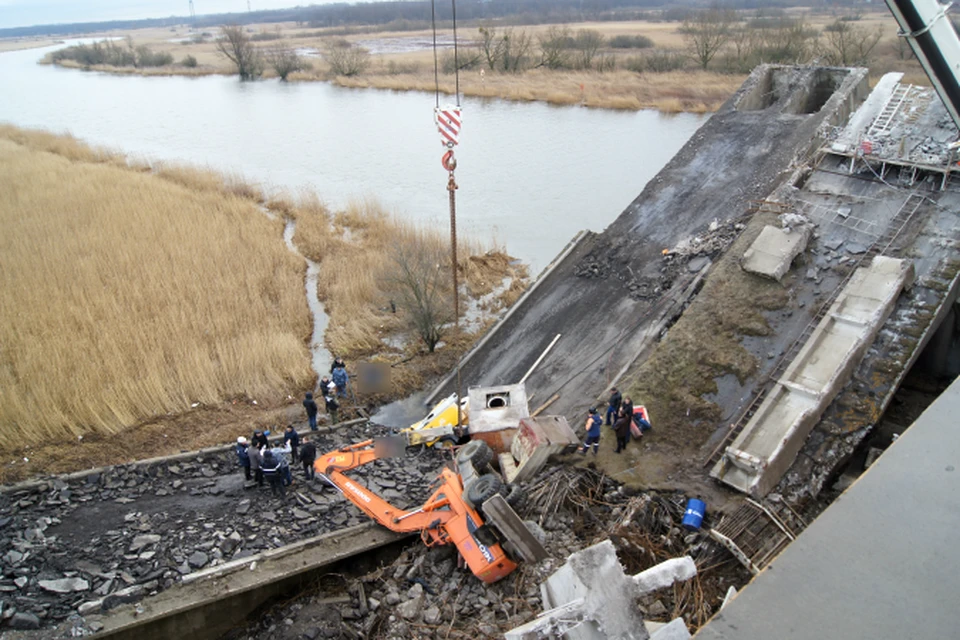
(1, 0, 860, 39)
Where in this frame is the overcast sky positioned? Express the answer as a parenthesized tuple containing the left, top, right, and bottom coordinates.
(0, 1, 350, 30)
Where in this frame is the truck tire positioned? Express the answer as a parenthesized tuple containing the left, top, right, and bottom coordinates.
(467, 474, 503, 507)
(505, 484, 526, 509)
(457, 440, 493, 470)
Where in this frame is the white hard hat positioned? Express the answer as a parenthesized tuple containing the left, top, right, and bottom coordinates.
(237, 436, 248, 445)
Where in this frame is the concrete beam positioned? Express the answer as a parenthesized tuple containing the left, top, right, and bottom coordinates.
(712, 256, 915, 496)
(75, 523, 409, 640)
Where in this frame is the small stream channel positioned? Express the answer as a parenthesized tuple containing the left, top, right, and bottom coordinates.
(261, 204, 331, 386)
(282, 220, 331, 384)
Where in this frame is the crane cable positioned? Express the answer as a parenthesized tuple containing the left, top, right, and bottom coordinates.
(431, 0, 464, 428)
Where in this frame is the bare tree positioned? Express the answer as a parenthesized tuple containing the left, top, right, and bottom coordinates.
(573, 29, 604, 70)
(821, 20, 884, 66)
(500, 28, 533, 73)
(385, 242, 454, 353)
(324, 39, 370, 76)
(680, 7, 737, 70)
(478, 26, 506, 71)
(216, 25, 263, 80)
(538, 25, 572, 69)
(765, 17, 818, 63)
(266, 48, 307, 80)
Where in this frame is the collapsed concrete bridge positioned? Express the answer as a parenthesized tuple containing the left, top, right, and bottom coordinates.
(430, 63, 960, 507)
(6, 62, 960, 638)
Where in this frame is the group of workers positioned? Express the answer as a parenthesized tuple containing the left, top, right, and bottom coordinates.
(302, 357, 349, 430)
(579, 386, 651, 456)
(233, 358, 352, 498)
(234, 425, 317, 498)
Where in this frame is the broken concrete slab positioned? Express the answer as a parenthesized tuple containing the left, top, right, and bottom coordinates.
(38, 577, 89, 594)
(741, 224, 812, 282)
(632, 557, 697, 593)
(505, 540, 696, 640)
(712, 256, 916, 496)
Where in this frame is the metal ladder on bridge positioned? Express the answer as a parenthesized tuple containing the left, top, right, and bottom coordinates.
(867, 83, 912, 138)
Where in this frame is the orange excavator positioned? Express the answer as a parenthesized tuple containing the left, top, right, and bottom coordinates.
(314, 437, 546, 584)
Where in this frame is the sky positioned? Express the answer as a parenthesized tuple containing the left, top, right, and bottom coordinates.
(0, 1, 350, 30)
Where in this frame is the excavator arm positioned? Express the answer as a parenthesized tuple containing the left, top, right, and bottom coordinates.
(314, 438, 520, 583)
(316, 439, 453, 534)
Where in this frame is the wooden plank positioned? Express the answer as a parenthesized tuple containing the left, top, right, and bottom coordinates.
(531, 394, 560, 417)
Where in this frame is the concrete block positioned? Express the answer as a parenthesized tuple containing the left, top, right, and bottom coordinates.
(510, 541, 698, 640)
(741, 224, 812, 282)
(649, 619, 691, 640)
(468, 383, 529, 453)
(540, 540, 646, 640)
(633, 558, 697, 594)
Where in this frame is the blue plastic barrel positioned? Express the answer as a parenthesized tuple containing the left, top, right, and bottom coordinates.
(682, 498, 706, 531)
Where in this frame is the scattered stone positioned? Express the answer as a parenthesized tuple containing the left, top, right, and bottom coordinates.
(38, 577, 89, 594)
(8, 611, 40, 630)
(423, 605, 442, 625)
(102, 585, 145, 611)
(129, 534, 161, 552)
(846, 242, 868, 254)
(397, 595, 423, 621)
(188, 551, 209, 569)
(78, 600, 103, 615)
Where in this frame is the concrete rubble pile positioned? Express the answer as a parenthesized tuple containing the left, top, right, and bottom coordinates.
(0, 424, 443, 634)
(575, 218, 745, 301)
(223, 466, 749, 640)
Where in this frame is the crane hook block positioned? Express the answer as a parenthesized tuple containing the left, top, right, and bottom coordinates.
(442, 149, 457, 172)
(435, 105, 462, 149)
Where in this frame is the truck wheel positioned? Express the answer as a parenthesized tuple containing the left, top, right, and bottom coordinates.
(457, 440, 493, 470)
(467, 474, 503, 506)
(505, 484, 526, 509)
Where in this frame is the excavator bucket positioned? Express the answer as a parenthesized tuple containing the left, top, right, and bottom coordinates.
(481, 494, 548, 564)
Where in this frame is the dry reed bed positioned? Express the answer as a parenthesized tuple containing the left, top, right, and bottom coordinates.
(0, 125, 527, 451)
(0, 127, 312, 448)
(330, 69, 743, 113)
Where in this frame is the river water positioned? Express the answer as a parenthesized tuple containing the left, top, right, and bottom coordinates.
(0, 43, 705, 273)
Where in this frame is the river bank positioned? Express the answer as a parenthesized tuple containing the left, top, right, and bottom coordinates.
(23, 20, 747, 114)
(0, 125, 525, 480)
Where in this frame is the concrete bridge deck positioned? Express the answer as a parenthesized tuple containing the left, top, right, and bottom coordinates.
(429, 66, 871, 426)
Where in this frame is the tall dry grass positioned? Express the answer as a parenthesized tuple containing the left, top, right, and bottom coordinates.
(333, 68, 743, 113)
(0, 129, 312, 448)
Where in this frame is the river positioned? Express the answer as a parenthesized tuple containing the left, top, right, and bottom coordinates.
(0, 42, 706, 273)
